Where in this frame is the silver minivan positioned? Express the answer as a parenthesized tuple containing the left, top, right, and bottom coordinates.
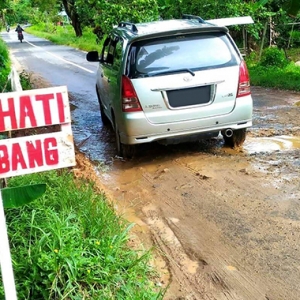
(87, 15, 253, 158)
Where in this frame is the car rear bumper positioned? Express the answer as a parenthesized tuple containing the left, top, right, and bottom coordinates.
(119, 95, 253, 145)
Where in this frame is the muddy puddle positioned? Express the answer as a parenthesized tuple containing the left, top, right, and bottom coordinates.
(243, 135, 300, 154)
(240, 135, 300, 185)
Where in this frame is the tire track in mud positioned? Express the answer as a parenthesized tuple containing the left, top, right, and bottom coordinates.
(139, 157, 270, 300)
(101, 148, 300, 300)
(141, 203, 206, 299)
(170, 154, 299, 300)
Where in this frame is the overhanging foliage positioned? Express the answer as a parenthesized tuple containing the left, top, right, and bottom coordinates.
(2, 184, 46, 208)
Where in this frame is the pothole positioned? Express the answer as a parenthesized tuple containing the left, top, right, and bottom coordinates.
(243, 135, 300, 154)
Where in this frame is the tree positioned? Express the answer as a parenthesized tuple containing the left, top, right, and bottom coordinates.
(30, 0, 82, 37)
(0, 0, 13, 26)
(85, 0, 159, 34)
(61, 0, 82, 36)
(259, 0, 300, 16)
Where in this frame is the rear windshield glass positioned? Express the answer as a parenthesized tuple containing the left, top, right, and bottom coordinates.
(127, 33, 239, 78)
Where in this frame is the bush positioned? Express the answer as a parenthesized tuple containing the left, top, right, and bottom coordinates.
(0, 38, 11, 92)
(259, 47, 289, 68)
(289, 30, 300, 47)
(245, 51, 259, 67)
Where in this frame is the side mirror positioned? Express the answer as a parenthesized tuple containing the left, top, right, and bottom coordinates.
(86, 51, 100, 62)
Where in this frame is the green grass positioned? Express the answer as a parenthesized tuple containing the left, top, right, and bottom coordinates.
(19, 71, 32, 90)
(248, 62, 300, 91)
(26, 24, 103, 52)
(246, 47, 300, 91)
(0, 170, 164, 299)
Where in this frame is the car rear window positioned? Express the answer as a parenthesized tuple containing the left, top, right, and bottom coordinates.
(127, 33, 239, 78)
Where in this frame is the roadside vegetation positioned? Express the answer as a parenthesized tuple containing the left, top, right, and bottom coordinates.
(247, 46, 300, 91)
(0, 169, 164, 299)
(0, 38, 11, 92)
(26, 25, 100, 52)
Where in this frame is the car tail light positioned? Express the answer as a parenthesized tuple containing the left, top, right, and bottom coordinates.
(237, 60, 251, 97)
(122, 75, 142, 112)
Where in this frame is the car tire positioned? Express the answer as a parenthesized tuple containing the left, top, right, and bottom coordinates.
(222, 128, 247, 148)
(122, 143, 136, 159)
(114, 121, 136, 158)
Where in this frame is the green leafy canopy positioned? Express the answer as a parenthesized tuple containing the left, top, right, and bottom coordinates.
(258, 0, 300, 16)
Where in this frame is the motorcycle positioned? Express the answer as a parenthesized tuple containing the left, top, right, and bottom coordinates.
(18, 32, 24, 43)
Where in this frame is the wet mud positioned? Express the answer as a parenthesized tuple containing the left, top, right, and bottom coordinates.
(74, 86, 300, 300)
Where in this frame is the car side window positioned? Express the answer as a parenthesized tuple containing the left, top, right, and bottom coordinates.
(113, 38, 123, 72)
(102, 37, 114, 65)
(102, 38, 110, 61)
(102, 36, 123, 69)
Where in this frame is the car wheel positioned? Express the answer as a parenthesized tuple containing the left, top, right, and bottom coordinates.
(122, 144, 136, 159)
(114, 121, 136, 158)
(222, 128, 247, 148)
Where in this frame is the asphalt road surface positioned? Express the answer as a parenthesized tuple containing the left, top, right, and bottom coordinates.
(1, 29, 117, 162)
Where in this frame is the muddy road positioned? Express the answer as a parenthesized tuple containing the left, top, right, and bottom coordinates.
(96, 87, 300, 300)
(3, 31, 300, 299)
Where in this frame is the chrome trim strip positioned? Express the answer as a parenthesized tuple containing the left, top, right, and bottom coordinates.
(151, 80, 224, 91)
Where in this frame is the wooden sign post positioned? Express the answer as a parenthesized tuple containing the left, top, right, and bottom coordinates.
(0, 86, 76, 299)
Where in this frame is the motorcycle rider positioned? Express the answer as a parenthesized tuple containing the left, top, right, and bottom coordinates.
(6, 24, 10, 32)
(15, 24, 24, 33)
(15, 24, 24, 41)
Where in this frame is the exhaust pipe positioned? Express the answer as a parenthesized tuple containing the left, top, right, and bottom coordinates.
(224, 129, 233, 138)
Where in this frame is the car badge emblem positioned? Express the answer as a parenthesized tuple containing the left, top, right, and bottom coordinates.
(183, 76, 192, 82)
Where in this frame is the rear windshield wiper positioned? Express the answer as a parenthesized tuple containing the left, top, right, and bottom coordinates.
(149, 68, 195, 77)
